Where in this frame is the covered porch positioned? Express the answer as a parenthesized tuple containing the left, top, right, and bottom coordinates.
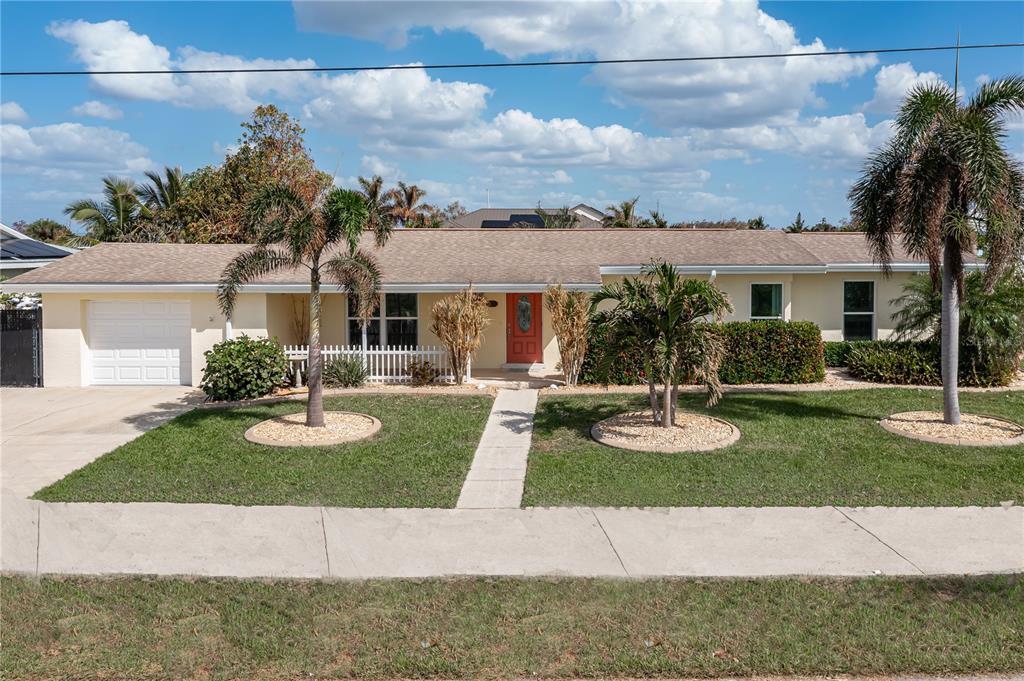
(265, 289, 567, 385)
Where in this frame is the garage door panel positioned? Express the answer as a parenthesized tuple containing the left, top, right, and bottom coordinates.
(88, 301, 191, 386)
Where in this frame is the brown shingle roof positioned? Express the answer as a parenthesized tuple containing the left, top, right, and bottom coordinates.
(4, 229, 962, 287)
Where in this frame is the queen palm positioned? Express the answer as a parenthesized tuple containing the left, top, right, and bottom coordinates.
(357, 175, 395, 244)
(218, 183, 384, 428)
(63, 176, 157, 245)
(592, 262, 733, 427)
(602, 197, 641, 228)
(388, 181, 428, 227)
(848, 76, 1024, 424)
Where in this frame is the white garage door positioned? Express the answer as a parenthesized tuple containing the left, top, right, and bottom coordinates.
(88, 301, 191, 385)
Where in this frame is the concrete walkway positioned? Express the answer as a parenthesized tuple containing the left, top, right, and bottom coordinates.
(2, 496, 1020, 579)
(457, 389, 538, 509)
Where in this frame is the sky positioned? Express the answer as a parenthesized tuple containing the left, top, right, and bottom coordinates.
(1, 0, 1022, 229)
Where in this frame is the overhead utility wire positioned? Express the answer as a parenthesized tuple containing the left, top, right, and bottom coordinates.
(2, 41, 1023, 77)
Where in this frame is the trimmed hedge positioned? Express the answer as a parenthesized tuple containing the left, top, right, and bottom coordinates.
(824, 340, 874, 367)
(846, 341, 940, 385)
(200, 335, 290, 401)
(581, 320, 825, 385)
(719, 320, 825, 384)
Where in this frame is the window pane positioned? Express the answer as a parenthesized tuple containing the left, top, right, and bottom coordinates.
(386, 319, 418, 347)
(751, 284, 782, 318)
(385, 293, 417, 318)
(844, 314, 873, 341)
(844, 281, 874, 313)
(347, 295, 380, 318)
(348, 319, 380, 347)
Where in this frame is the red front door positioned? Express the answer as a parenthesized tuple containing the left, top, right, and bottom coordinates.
(506, 293, 543, 364)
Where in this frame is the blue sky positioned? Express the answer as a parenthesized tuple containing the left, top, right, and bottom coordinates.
(2, 1, 1022, 228)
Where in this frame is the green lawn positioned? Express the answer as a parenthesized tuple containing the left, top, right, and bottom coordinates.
(525, 388, 1024, 507)
(34, 395, 492, 507)
(3, 575, 1021, 680)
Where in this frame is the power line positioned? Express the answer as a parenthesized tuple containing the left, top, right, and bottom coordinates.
(2, 41, 1023, 77)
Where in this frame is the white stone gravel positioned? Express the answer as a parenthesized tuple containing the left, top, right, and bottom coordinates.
(248, 411, 377, 444)
(881, 411, 1024, 442)
(593, 411, 738, 452)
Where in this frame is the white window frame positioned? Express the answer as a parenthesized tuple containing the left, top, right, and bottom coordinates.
(749, 282, 784, 320)
(842, 280, 875, 341)
(347, 293, 419, 347)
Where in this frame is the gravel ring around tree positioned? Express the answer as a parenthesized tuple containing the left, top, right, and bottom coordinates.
(879, 411, 1024, 447)
(591, 411, 740, 453)
(244, 411, 382, 447)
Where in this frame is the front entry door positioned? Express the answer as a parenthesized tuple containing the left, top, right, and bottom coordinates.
(506, 293, 543, 364)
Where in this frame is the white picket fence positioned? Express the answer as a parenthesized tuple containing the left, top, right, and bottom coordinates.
(283, 344, 461, 384)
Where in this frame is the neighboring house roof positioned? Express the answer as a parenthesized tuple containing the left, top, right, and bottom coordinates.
(1, 230, 982, 293)
(0, 222, 76, 271)
(445, 204, 607, 229)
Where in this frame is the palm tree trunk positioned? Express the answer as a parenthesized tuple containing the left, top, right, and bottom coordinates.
(662, 379, 674, 428)
(646, 373, 660, 425)
(940, 236, 961, 425)
(306, 267, 326, 428)
(670, 383, 679, 425)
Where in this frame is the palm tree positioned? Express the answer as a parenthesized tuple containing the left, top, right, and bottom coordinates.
(218, 183, 386, 428)
(646, 210, 669, 229)
(136, 166, 183, 211)
(849, 76, 1024, 424)
(357, 175, 395, 245)
(602, 197, 641, 228)
(592, 262, 733, 427)
(388, 181, 428, 227)
(63, 176, 158, 246)
(536, 205, 579, 229)
(20, 219, 72, 244)
(784, 212, 806, 233)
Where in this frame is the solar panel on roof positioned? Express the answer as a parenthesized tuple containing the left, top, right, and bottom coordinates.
(508, 214, 545, 227)
(0, 239, 71, 259)
(480, 219, 513, 228)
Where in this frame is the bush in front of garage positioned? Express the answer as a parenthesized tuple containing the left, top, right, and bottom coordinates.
(200, 335, 290, 401)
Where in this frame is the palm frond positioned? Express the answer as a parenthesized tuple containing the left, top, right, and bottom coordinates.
(323, 249, 382, 323)
(217, 246, 293, 316)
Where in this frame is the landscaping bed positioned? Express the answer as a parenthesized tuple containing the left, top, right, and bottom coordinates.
(33, 395, 492, 507)
(3, 574, 1021, 680)
(526, 388, 1024, 507)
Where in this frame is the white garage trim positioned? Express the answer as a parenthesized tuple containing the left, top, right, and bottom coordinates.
(87, 300, 191, 385)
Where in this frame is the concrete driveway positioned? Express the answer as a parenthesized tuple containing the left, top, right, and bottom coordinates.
(1, 386, 201, 498)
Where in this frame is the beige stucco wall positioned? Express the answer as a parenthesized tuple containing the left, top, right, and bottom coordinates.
(40, 291, 267, 387)
(790, 271, 914, 341)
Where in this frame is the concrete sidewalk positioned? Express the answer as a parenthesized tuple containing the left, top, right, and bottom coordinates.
(3, 496, 1020, 579)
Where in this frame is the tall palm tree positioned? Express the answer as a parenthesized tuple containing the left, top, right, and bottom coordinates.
(388, 181, 428, 227)
(218, 183, 385, 428)
(20, 219, 72, 244)
(63, 176, 157, 246)
(357, 175, 395, 244)
(136, 166, 183, 211)
(602, 197, 641, 228)
(592, 262, 733, 427)
(784, 212, 806, 233)
(848, 76, 1024, 424)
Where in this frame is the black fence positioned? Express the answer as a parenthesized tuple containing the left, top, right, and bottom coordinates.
(1, 308, 43, 387)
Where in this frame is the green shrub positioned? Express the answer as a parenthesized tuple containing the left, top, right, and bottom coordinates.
(581, 320, 825, 385)
(718, 320, 825, 384)
(406, 358, 438, 386)
(824, 340, 873, 367)
(323, 356, 367, 388)
(200, 335, 289, 401)
(846, 341, 941, 385)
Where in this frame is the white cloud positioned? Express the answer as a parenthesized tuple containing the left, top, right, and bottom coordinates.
(359, 154, 402, 183)
(862, 62, 946, 114)
(975, 73, 992, 87)
(47, 19, 317, 113)
(0, 101, 28, 123)
(295, 0, 876, 128)
(304, 66, 490, 131)
(547, 169, 573, 184)
(1, 122, 154, 175)
(71, 100, 124, 120)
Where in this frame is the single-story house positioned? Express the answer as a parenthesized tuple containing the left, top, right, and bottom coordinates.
(444, 204, 606, 229)
(0, 222, 76, 279)
(0, 229, 979, 387)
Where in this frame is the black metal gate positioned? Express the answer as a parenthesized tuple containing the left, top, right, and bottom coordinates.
(1, 308, 43, 387)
